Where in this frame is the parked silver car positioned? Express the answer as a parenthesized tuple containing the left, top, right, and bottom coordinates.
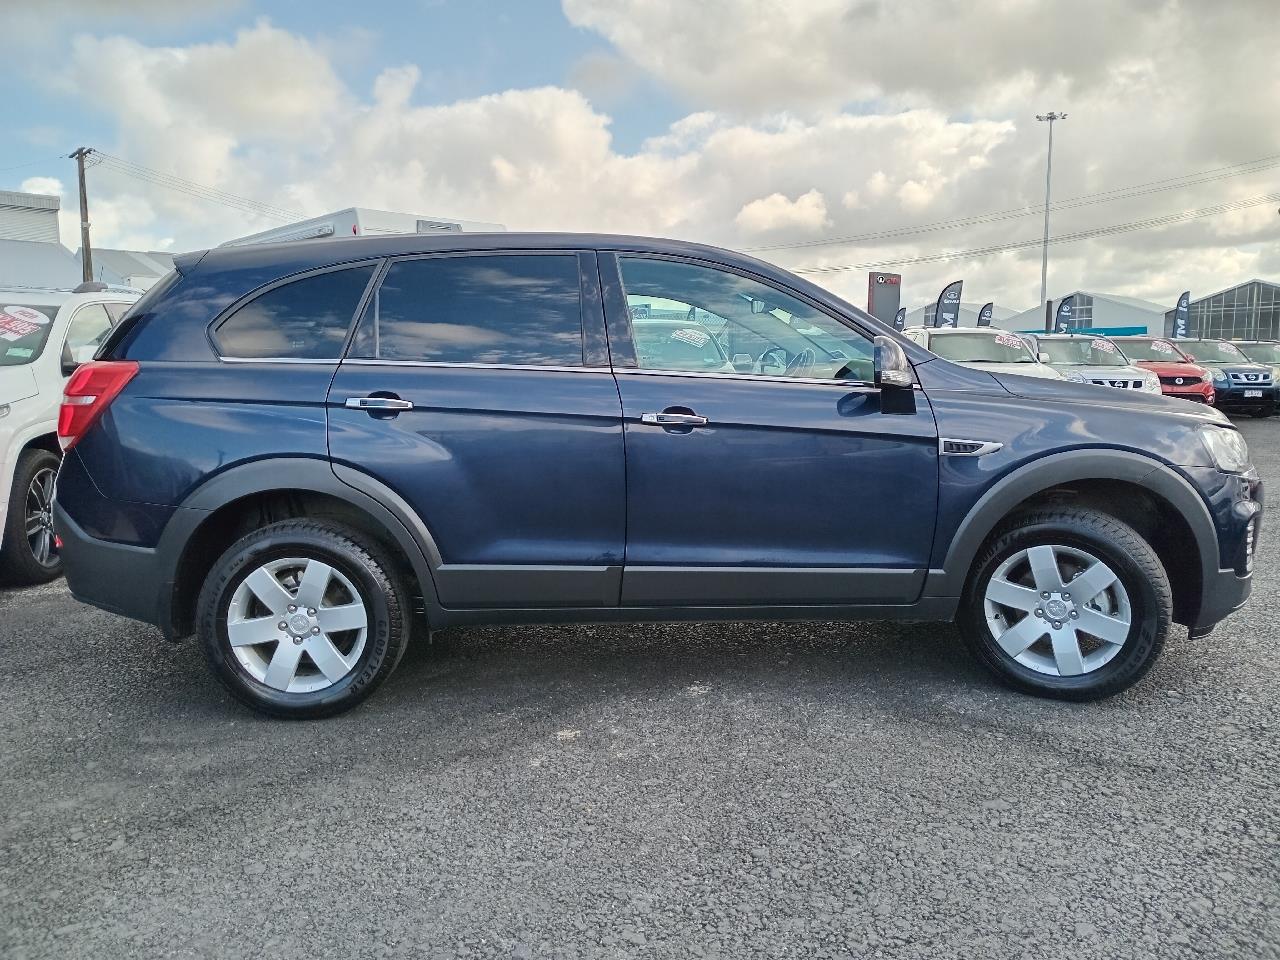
(1025, 333, 1161, 393)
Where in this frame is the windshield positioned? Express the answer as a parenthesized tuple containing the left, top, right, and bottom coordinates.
(929, 331, 1035, 363)
(1039, 337, 1128, 367)
(631, 319, 729, 371)
(0, 303, 60, 366)
(1183, 340, 1248, 365)
(1238, 342, 1280, 364)
(1115, 338, 1188, 362)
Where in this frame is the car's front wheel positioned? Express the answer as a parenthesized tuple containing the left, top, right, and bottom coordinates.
(958, 507, 1171, 701)
(196, 520, 411, 719)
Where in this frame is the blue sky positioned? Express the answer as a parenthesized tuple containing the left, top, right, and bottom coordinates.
(4, 0, 685, 187)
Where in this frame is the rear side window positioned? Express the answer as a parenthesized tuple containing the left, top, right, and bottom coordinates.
(350, 254, 583, 366)
(213, 265, 376, 360)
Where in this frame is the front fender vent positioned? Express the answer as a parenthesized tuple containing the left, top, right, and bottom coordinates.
(940, 438, 1004, 457)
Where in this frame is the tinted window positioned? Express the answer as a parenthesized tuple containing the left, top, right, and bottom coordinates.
(214, 265, 375, 359)
(64, 303, 114, 366)
(617, 257, 873, 380)
(351, 254, 583, 365)
(0, 302, 60, 366)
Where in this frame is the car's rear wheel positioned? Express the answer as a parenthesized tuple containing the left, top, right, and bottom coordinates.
(197, 520, 410, 719)
(0, 448, 63, 586)
(958, 507, 1171, 701)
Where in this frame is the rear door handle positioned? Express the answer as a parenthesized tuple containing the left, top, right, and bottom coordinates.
(345, 396, 414, 411)
(640, 412, 708, 426)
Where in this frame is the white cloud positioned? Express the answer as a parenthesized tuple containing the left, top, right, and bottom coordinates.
(16, 4, 1278, 315)
(735, 190, 830, 235)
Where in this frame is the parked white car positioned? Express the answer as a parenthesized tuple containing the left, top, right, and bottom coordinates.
(0, 282, 140, 583)
(901, 326, 1063, 379)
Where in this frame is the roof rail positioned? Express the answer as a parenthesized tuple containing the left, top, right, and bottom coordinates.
(71, 281, 145, 295)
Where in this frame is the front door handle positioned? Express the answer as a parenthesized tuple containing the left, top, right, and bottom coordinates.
(345, 396, 414, 411)
(640, 411, 708, 427)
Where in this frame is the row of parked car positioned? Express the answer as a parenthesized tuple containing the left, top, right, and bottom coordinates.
(901, 326, 1280, 416)
(0, 241, 1266, 718)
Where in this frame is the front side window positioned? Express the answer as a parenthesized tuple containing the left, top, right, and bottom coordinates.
(351, 254, 583, 366)
(64, 303, 114, 366)
(928, 331, 1036, 364)
(617, 257, 872, 380)
(0, 302, 60, 366)
(1038, 337, 1127, 367)
(213, 265, 376, 359)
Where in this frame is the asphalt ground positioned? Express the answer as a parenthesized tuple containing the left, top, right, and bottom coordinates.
(1, 417, 1277, 960)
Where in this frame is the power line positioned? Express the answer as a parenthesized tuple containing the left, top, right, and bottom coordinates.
(791, 191, 1280, 276)
(747, 152, 1280, 253)
(0, 156, 65, 175)
(89, 150, 305, 222)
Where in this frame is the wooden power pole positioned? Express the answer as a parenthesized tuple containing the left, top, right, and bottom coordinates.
(70, 147, 94, 283)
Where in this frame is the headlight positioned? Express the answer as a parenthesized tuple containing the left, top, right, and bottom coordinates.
(1209, 368, 1227, 382)
(1199, 426, 1250, 473)
(1141, 372, 1162, 393)
(1063, 370, 1087, 383)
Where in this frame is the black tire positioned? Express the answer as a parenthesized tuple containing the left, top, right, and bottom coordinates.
(196, 519, 410, 719)
(0, 448, 63, 586)
(958, 507, 1171, 702)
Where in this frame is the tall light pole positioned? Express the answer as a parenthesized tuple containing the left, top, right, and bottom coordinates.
(1035, 112, 1066, 316)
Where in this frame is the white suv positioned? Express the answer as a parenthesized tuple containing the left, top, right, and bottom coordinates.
(901, 326, 1063, 379)
(0, 282, 140, 584)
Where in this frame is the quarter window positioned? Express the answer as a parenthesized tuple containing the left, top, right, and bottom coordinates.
(616, 257, 873, 380)
(64, 303, 114, 366)
(213, 265, 376, 359)
(350, 254, 583, 366)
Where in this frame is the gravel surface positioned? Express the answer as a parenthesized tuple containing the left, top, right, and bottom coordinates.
(1, 418, 1277, 960)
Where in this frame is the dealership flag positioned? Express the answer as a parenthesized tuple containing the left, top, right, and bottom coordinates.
(1053, 295, 1076, 333)
(1172, 291, 1190, 338)
(893, 307, 906, 331)
(976, 302, 994, 327)
(933, 280, 963, 327)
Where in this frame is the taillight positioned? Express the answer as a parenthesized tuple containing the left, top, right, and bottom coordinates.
(58, 360, 139, 451)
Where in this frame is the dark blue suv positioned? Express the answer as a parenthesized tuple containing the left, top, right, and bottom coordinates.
(53, 234, 1263, 717)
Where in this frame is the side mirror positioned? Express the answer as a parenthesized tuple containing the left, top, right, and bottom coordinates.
(1037, 351, 1051, 363)
(731, 353, 754, 372)
(749, 298, 769, 314)
(873, 335, 913, 389)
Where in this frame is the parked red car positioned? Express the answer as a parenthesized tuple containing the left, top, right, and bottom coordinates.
(1110, 337, 1215, 405)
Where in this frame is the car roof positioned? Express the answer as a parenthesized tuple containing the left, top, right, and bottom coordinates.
(1033, 333, 1112, 339)
(907, 325, 1001, 334)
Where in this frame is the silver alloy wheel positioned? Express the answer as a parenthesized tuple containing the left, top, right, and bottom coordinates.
(227, 557, 369, 694)
(25, 467, 58, 568)
(982, 543, 1132, 677)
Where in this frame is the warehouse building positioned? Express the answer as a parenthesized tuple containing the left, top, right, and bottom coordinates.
(0, 189, 82, 288)
(903, 301, 1019, 328)
(1000, 290, 1167, 335)
(1169, 279, 1280, 340)
(76, 248, 176, 290)
(221, 207, 505, 247)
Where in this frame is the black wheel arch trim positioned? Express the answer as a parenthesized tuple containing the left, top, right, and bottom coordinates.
(925, 448, 1221, 601)
(159, 457, 444, 622)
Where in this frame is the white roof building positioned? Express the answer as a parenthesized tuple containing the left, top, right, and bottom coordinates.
(220, 207, 505, 247)
(1000, 290, 1168, 335)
